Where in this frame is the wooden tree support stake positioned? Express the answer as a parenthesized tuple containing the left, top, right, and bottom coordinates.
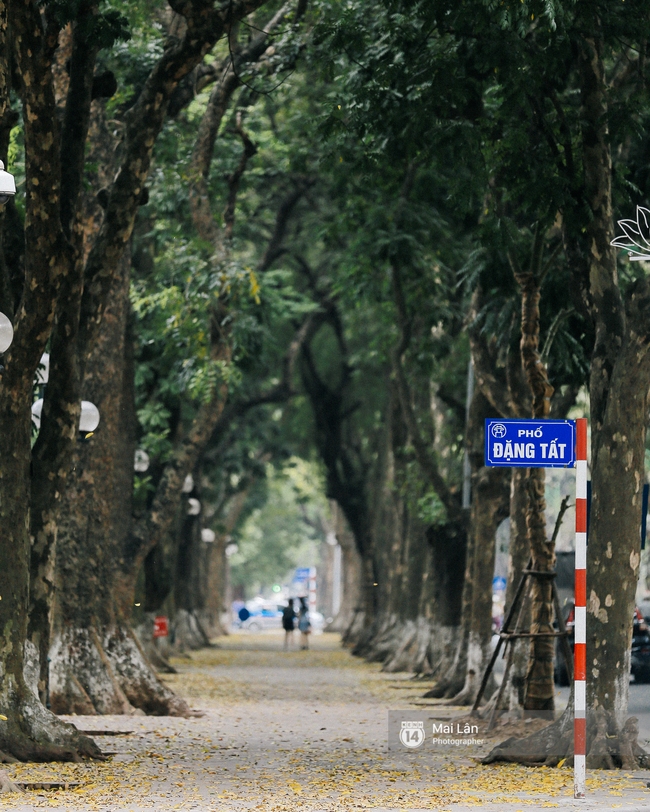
(470, 559, 573, 731)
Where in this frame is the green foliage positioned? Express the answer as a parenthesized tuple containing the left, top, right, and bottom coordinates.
(229, 459, 329, 598)
(416, 491, 447, 527)
(42, 0, 131, 49)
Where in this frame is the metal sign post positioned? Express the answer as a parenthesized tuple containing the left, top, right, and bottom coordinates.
(573, 418, 588, 798)
(485, 417, 585, 799)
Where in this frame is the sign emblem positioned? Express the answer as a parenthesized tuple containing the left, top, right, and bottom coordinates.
(491, 423, 507, 438)
(399, 720, 425, 748)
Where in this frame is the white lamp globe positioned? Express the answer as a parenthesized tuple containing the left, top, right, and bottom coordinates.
(225, 542, 239, 557)
(187, 497, 201, 516)
(0, 312, 14, 353)
(134, 449, 150, 473)
(79, 401, 100, 432)
(31, 398, 44, 428)
(182, 473, 194, 493)
(32, 399, 100, 432)
(201, 528, 216, 543)
(0, 161, 16, 205)
(35, 352, 49, 384)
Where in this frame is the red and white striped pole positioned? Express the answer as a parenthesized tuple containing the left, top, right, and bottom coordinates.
(574, 417, 588, 798)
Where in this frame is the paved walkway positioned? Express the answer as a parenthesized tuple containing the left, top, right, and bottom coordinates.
(0, 631, 649, 810)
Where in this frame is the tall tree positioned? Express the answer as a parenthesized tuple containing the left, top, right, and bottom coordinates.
(0, 0, 270, 758)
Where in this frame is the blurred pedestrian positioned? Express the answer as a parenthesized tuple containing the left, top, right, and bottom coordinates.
(282, 598, 296, 650)
(298, 597, 311, 650)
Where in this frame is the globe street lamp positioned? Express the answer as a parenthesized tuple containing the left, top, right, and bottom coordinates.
(0, 161, 16, 205)
(134, 449, 150, 473)
(187, 497, 201, 516)
(31, 399, 100, 433)
(0, 312, 13, 353)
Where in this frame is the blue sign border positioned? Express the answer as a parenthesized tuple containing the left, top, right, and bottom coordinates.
(485, 418, 576, 468)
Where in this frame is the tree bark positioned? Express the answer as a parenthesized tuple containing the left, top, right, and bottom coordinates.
(445, 465, 509, 704)
(505, 468, 531, 712)
(509, 229, 556, 713)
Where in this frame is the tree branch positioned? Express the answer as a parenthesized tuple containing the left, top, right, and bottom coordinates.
(6, 0, 68, 390)
(78, 0, 271, 366)
(391, 261, 461, 522)
(257, 178, 314, 273)
(187, 3, 293, 243)
(60, 3, 100, 237)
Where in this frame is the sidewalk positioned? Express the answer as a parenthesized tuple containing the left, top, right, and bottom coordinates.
(0, 633, 646, 811)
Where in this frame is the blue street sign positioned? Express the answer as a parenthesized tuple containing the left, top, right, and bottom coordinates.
(485, 419, 576, 468)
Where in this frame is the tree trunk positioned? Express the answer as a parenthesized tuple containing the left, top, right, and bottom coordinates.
(331, 512, 363, 639)
(505, 468, 531, 712)
(0, 390, 101, 759)
(587, 282, 650, 731)
(522, 467, 555, 712)
(446, 466, 509, 705)
(510, 230, 556, 713)
(48, 253, 191, 717)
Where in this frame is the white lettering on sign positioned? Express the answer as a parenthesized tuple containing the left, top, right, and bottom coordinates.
(496, 440, 564, 459)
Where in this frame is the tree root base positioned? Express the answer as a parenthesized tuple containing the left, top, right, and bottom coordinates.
(49, 624, 195, 718)
(481, 707, 650, 769)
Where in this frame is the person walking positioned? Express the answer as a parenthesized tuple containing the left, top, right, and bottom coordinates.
(282, 598, 296, 650)
(298, 597, 311, 650)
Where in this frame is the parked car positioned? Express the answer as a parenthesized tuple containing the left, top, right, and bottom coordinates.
(241, 605, 326, 633)
(240, 603, 284, 631)
(555, 605, 650, 685)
